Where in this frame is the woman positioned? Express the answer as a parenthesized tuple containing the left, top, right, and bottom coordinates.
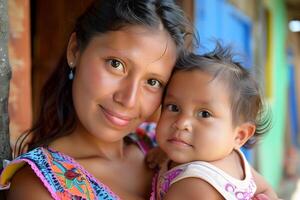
(0, 0, 191, 199)
(0, 1, 275, 199)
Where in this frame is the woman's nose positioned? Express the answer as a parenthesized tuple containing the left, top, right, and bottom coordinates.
(113, 78, 140, 108)
(172, 114, 193, 132)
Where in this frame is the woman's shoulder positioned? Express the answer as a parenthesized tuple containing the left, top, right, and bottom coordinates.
(1, 147, 98, 199)
(0, 147, 47, 189)
(1, 147, 121, 200)
(1, 147, 63, 199)
(6, 164, 53, 200)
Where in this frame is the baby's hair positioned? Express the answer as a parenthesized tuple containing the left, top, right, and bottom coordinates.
(172, 44, 272, 148)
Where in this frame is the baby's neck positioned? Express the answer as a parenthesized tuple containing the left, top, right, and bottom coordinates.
(211, 150, 245, 180)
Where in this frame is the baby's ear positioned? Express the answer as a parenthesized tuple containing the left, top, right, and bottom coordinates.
(234, 122, 256, 149)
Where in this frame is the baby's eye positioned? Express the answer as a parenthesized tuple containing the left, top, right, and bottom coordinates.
(108, 59, 125, 72)
(147, 79, 162, 88)
(197, 111, 211, 118)
(166, 104, 179, 112)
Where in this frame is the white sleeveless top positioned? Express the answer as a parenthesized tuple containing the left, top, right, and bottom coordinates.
(152, 149, 256, 200)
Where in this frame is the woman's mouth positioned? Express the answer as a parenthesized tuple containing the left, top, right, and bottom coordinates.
(99, 105, 133, 127)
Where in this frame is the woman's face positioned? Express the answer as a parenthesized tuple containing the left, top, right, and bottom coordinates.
(68, 26, 177, 142)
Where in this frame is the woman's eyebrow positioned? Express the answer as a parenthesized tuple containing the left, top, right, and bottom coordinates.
(147, 73, 169, 82)
(100, 47, 134, 64)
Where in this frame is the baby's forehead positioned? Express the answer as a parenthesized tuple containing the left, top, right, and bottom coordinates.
(170, 69, 224, 85)
(167, 69, 230, 94)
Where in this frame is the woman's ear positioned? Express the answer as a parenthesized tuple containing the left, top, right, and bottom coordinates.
(233, 122, 256, 149)
(67, 33, 80, 67)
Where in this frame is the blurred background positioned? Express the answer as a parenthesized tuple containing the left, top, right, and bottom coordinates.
(3, 0, 300, 199)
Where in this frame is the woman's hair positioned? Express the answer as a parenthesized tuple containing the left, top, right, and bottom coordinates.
(172, 44, 272, 148)
(16, 0, 194, 155)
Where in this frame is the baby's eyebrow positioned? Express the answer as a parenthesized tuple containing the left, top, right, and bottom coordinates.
(164, 93, 177, 99)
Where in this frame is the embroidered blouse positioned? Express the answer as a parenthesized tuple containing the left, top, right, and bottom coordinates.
(0, 122, 157, 200)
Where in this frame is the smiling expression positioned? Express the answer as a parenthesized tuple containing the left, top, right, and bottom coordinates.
(156, 70, 242, 164)
(68, 26, 177, 142)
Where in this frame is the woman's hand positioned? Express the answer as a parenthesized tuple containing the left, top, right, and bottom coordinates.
(253, 194, 283, 200)
(145, 147, 168, 169)
(253, 194, 270, 200)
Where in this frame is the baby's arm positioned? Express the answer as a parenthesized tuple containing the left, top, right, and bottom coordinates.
(251, 167, 280, 199)
(163, 178, 224, 200)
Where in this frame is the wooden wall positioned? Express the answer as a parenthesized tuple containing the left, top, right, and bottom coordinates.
(8, 0, 32, 145)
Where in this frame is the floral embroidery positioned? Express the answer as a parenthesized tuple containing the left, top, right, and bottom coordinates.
(224, 178, 256, 200)
(136, 123, 157, 147)
(157, 167, 183, 199)
(161, 168, 183, 192)
(1, 123, 156, 200)
(65, 169, 80, 180)
(52, 159, 94, 200)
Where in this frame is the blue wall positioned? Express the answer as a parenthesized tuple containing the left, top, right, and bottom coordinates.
(194, 0, 252, 67)
(194, 0, 254, 161)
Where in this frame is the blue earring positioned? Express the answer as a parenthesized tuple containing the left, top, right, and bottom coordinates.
(69, 62, 74, 80)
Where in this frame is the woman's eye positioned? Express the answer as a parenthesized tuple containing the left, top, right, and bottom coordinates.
(108, 59, 124, 72)
(166, 104, 179, 112)
(198, 111, 211, 118)
(147, 79, 162, 88)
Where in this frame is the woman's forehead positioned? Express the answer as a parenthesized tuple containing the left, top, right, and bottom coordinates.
(89, 25, 174, 49)
(76, 26, 177, 82)
(86, 25, 177, 66)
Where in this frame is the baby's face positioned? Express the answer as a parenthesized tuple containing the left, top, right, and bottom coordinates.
(156, 70, 241, 163)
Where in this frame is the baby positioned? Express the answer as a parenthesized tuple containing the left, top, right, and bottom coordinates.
(150, 45, 279, 200)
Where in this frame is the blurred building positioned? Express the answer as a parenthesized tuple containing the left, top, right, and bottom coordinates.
(6, 0, 300, 193)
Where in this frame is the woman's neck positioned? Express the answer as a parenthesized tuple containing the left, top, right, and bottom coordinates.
(49, 124, 127, 161)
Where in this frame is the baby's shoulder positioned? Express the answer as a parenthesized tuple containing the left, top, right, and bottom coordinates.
(166, 177, 224, 200)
